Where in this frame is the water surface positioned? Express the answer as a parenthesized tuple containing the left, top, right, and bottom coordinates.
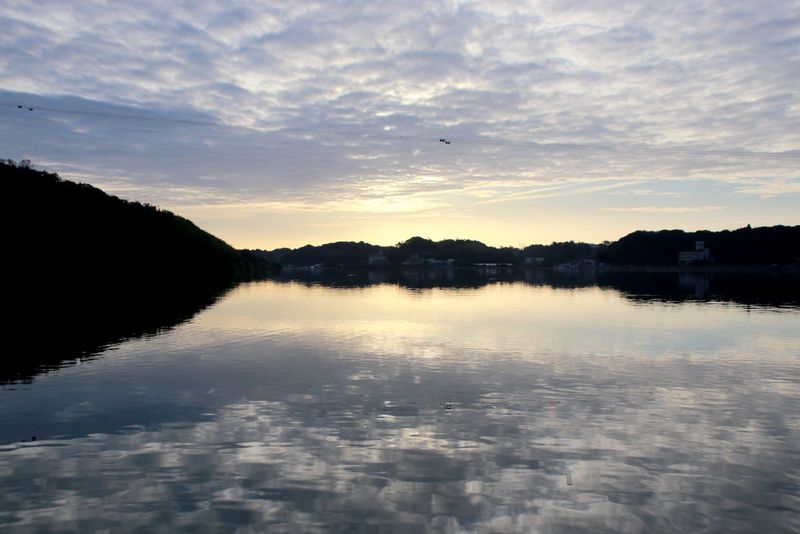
(2, 273, 799, 532)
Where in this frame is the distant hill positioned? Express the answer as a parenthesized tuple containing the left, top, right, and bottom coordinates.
(251, 228, 799, 268)
(247, 240, 385, 267)
(250, 236, 591, 267)
(248, 236, 524, 266)
(2, 159, 278, 286)
(392, 236, 519, 265)
(522, 241, 597, 265)
(598, 227, 800, 266)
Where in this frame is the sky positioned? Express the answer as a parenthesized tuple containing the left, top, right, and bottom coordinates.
(1, 0, 798, 249)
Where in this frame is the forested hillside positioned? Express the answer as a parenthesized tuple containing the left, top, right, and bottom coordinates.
(3, 159, 276, 285)
(598, 227, 800, 266)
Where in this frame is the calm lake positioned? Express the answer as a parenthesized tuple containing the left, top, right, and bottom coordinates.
(2, 271, 799, 533)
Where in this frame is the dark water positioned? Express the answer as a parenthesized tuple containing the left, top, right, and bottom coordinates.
(2, 272, 799, 532)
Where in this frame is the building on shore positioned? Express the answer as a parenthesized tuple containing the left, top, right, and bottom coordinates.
(403, 254, 425, 265)
(524, 257, 546, 265)
(368, 253, 388, 266)
(679, 241, 711, 265)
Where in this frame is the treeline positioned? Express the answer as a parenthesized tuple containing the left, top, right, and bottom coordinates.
(598, 227, 800, 266)
(250, 227, 800, 268)
(253, 241, 385, 267)
(248, 236, 522, 266)
(249, 236, 596, 266)
(522, 241, 597, 265)
(3, 159, 278, 287)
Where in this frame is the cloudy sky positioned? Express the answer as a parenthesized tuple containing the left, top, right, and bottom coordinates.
(1, 0, 798, 248)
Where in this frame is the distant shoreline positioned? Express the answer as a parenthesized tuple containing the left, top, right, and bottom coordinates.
(596, 264, 800, 274)
(282, 263, 800, 275)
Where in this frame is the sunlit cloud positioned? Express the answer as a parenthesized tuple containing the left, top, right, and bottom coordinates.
(602, 206, 725, 213)
(607, 189, 684, 198)
(733, 181, 800, 198)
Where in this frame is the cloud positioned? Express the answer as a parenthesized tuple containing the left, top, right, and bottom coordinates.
(602, 206, 724, 213)
(0, 0, 798, 245)
(607, 189, 684, 197)
(733, 180, 800, 197)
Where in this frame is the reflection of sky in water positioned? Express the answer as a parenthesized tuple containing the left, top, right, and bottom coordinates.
(1, 281, 799, 532)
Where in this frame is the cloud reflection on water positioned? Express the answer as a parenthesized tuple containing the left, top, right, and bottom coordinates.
(1, 278, 799, 532)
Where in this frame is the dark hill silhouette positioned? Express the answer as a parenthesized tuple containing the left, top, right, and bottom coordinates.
(391, 237, 518, 264)
(249, 240, 383, 267)
(522, 241, 597, 265)
(251, 236, 550, 266)
(598, 227, 800, 266)
(2, 159, 277, 285)
(251, 228, 799, 268)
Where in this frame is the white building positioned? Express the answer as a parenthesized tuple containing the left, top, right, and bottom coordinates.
(403, 254, 424, 265)
(368, 253, 388, 265)
(678, 241, 711, 265)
